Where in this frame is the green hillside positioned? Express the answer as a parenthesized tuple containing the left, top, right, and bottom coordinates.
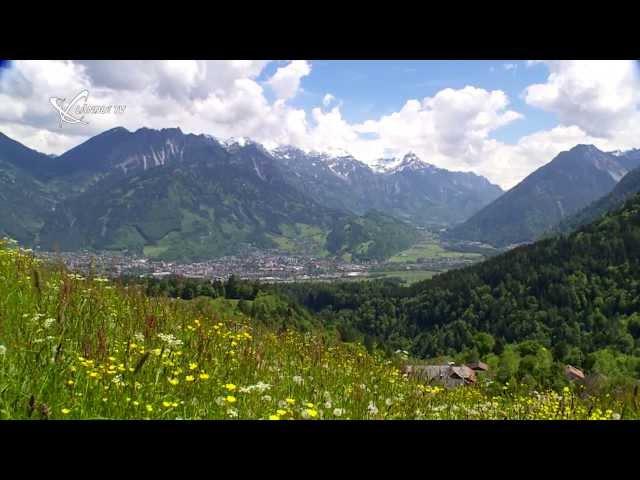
(0, 239, 631, 419)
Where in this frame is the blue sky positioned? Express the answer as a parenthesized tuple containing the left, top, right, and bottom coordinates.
(260, 60, 557, 144)
(2, 60, 639, 189)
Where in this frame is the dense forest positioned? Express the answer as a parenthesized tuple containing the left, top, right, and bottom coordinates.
(121, 193, 640, 389)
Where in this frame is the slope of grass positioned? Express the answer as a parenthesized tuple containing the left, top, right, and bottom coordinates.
(0, 240, 630, 420)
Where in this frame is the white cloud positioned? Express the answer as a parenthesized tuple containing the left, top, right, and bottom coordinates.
(2, 60, 640, 190)
(322, 93, 336, 107)
(266, 60, 311, 100)
(503, 63, 518, 71)
(524, 60, 640, 138)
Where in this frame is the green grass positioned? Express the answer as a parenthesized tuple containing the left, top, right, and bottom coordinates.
(388, 239, 482, 263)
(0, 240, 632, 420)
(368, 270, 437, 284)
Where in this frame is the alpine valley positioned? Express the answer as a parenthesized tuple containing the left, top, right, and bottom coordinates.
(0, 127, 503, 262)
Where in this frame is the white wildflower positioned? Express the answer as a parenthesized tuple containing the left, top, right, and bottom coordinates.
(612, 413, 621, 420)
(43, 318, 56, 329)
(255, 381, 271, 393)
(226, 408, 238, 418)
(385, 398, 393, 407)
(215, 396, 226, 406)
(261, 395, 272, 402)
(134, 332, 145, 343)
(324, 400, 332, 409)
(367, 401, 379, 415)
(333, 408, 344, 417)
(157, 333, 183, 348)
(0, 344, 6, 355)
(292, 375, 304, 385)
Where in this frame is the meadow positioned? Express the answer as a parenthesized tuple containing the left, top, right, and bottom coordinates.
(0, 240, 631, 420)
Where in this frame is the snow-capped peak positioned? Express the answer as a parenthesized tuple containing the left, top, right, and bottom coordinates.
(398, 152, 434, 171)
(370, 157, 403, 173)
(371, 152, 434, 174)
(222, 136, 251, 149)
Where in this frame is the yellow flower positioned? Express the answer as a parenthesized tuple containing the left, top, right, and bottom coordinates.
(89, 371, 99, 378)
(146, 404, 153, 412)
(306, 409, 318, 418)
(67, 380, 74, 386)
(61, 408, 71, 415)
(269, 415, 280, 420)
(186, 375, 195, 382)
(152, 348, 162, 356)
(199, 373, 210, 380)
(225, 383, 237, 392)
(162, 401, 172, 408)
(276, 409, 287, 416)
(225, 395, 237, 404)
(168, 377, 179, 386)
(286, 398, 295, 405)
(133, 401, 140, 406)
(189, 362, 198, 370)
(304, 402, 314, 408)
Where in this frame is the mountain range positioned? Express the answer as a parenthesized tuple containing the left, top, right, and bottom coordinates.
(3, 127, 493, 261)
(444, 145, 640, 248)
(270, 147, 503, 226)
(4, 127, 639, 261)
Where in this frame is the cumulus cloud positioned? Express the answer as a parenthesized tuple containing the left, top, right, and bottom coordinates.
(2, 60, 640, 190)
(322, 93, 336, 107)
(524, 60, 640, 138)
(266, 60, 311, 100)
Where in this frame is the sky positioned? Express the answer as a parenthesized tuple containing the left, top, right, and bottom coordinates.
(1, 60, 639, 189)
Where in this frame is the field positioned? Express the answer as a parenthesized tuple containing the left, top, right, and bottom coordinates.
(388, 238, 482, 263)
(0, 240, 631, 420)
(367, 270, 437, 284)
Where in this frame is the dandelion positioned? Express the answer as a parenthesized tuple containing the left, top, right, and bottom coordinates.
(67, 380, 74, 386)
(276, 409, 287, 416)
(146, 404, 153, 412)
(286, 398, 295, 405)
(199, 373, 209, 380)
(61, 408, 71, 415)
(224, 383, 237, 392)
(226, 395, 237, 404)
(162, 401, 172, 408)
(189, 362, 198, 371)
(185, 375, 195, 382)
(269, 415, 280, 420)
